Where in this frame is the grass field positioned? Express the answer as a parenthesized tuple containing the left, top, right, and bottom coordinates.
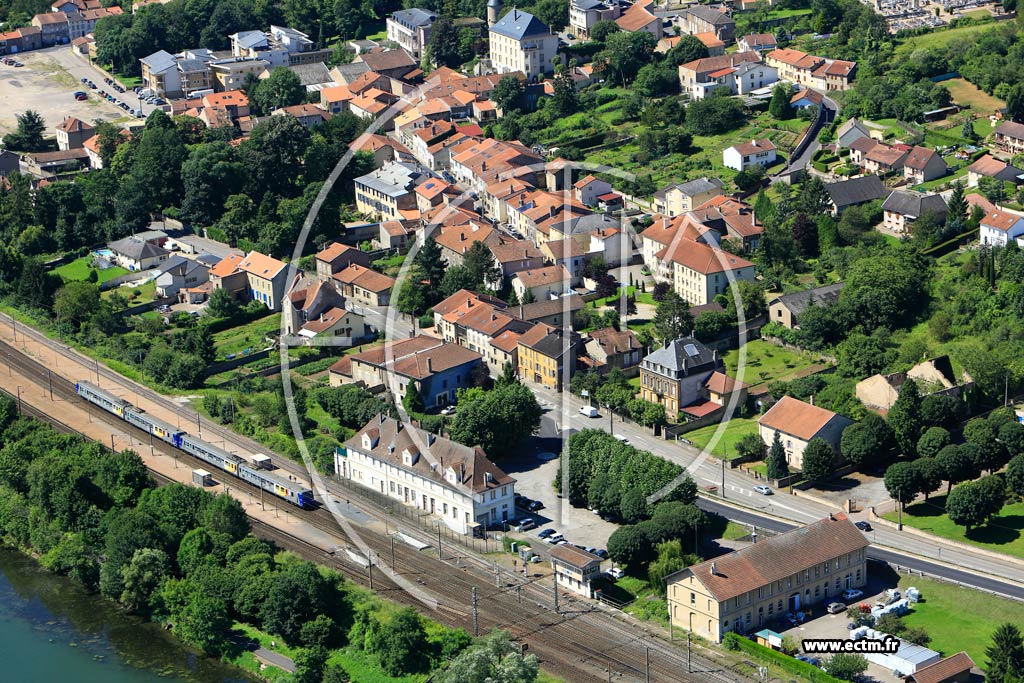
(102, 280, 156, 303)
(896, 22, 996, 53)
(882, 497, 1024, 560)
(213, 313, 281, 359)
(897, 575, 1024, 668)
(595, 285, 656, 307)
(52, 255, 129, 283)
(684, 417, 759, 459)
(945, 78, 1005, 112)
(722, 339, 822, 388)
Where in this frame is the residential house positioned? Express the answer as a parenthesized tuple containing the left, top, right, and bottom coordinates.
(490, 240, 546, 283)
(687, 195, 764, 250)
(31, 11, 69, 46)
(585, 327, 642, 376)
(488, 9, 559, 80)
(836, 117, 870, 148)
(333, 263, 396, 307)
(18, 148, 89, 178)
(154, 255, 210, 297)
(108, 234, 170, 271)
(432, 290, 533, 374)
(979, 208, 1024, 247)
(237, 251, 290, 310)
(767, 283, 844, 329)
(653, 177, 725, 217)
(338, 414, 515, 534)
(665, 514, 868, 643)
(881, 191, 947, 235)
(723, 139, 776, 172)
(354, 161, 428, 221)
(966, 154, 1024, 188)
(692, 31, 726, 55)
(856, 355, 973, 412)
(902, 146, 947, 184)
(639, 337, 722, 415)
(209, 57, 269, 92)
(272, 103, 330, 128)
(789, 88, 823, 110)
(863, 143, 907, 176)
(993, 120, 1024, 155)
(676, 5, 735, 43)
(284, 277, 367, 344)
(615, 0, 662, 38)
(517, 323, 577, 391)
(208, 253, 248, 300)
(905, 652, 975, 683)
(315, 242, 371, 281)
(507, 295, 584, 328)
(765, 48, 856, 91)
(346, 337, 483, 408)
(680, 371, 749, 421)
(573, 175, 614, 207)
(551, 544, 605, 598)
(847, 136, 878, 165)
(386, 8, 436, 60)
(319, 84, 354, 114)
(569, 0, 621, 40)
(435, 221, 504, 268)
(353, 48, 419, 80)
(55, 116, 93, 151)
(677, 51, 762, 100)
(824, 176, 889, 215)
(376, 219, 417, 250)
(0, 26, 43, 55)
(757, 396, 853, 470)
(738, 33, 776, 53)
(512, 264, 572, 302)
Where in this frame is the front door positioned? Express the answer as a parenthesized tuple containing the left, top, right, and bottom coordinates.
(790, 593, 801, 611)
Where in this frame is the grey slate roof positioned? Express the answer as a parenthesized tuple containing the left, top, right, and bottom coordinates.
(558, 213, 620, 235)
(333, 61, 371, 84)
(572, 0, 605, 9)
(643, 337, 718, 374)
(140, 50, 176, 73)
(825, 175, 889, 210)
(232, 30, 267, 49)
(177, 58, 210, 73)
(288, 62, 332, 86)
(685, 5, 734, 25)
(771, 283, 844, 317)
(881, 190, 947, 220)
(392, 8, 437, 28)
(354, 161, 428, 197)
(109, 236, 168, 261)
(490, 9, 552, 40)
(660, 176, 724, 198)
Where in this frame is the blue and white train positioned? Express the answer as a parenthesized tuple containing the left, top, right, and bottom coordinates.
(75, 380, 314, 508)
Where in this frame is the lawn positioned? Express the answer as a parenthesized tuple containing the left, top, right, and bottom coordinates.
(595, 285, 656, 307)
(102, 280, 156, 303)
(897, 575, 1024, 668)
(722, 339, 822, 388)
(881, 497, 1024, 560)
(52, 255, 129, 283)
(945, 78, 1005, 112)
(212, 313, 282, 359)
(684, 417, 759, 459)
(896, 22, 996, 53)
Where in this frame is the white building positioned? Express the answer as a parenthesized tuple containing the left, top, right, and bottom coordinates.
(723, 138, 777, 172)
(488, 9, 559, 80)
(979, 208, 1024, 247)
(569, 0, 620, 40)
(337, 415, 516, 535)
(386, 8, 436, 60)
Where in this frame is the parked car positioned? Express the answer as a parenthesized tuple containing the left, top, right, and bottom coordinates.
(754, 485, 773, 495)
(607, 567, 624, 579)
(545, 532, 564, 544)
(613, 434, 630, 445)
(842, 589, 864, 601)
(80, 77, 89, 83)
(75, 93, 88, 101)
(854, 521, 872, 532)
(827, 602, 846, 614)
(594, 549, 609, 559)
(579, 405, 599, 418)
(537, 528, 556, 539)
(526, 500, 544, 512)
(515, 518, 536, 531)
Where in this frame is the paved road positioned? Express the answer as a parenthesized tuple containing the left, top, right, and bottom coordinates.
(774, 93, 838, 182)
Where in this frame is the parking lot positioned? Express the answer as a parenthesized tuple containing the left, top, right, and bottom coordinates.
(0, 46, 136, 136)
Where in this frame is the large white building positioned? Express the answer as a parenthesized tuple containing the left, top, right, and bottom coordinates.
(337, 415, 516, 535)
(488, 9, 558, 80)
(386, 8, 436, 60)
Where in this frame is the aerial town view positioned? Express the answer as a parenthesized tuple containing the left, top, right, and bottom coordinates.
(2, 0, 1024, 680)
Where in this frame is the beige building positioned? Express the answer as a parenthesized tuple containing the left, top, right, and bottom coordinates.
(757, 396, 852, 471)
(550, 544, 605, 598)
(488, 9, 559, 80)
(855, 356, 973, 412)
(767, 283, 844, 330)
(655, 238, 755, 306)
(666, 514, 869, 643)
(639, 337, 721, 415)
(652, 177, 724, 218)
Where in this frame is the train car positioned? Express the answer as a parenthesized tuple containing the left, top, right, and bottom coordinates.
(237, 463, 314, 508)
(76, 380, 132, 417)
(178, 434, 245, 474)
(122, 406, 185, 447)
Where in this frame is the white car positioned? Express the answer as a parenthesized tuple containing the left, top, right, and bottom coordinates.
(579, 405, 599, 418)
(440, 405, 456, 415)
(754, 485, 772, 495)
(842, 589, 864, 601)
(613, 434, 630, 445)
(607, 567, 624, 579)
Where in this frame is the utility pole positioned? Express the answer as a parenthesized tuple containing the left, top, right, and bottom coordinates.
(517, 584, 521, 604)
(645, 647, 650, 683)
(368, 554, 374, 590)
(687, 632, 692, 673)
(494, 562, 500, 588)
(897, 492, 903, 531)
(721, 457, 726, 500)
(391, 536, 396, 569)
(16, 385, 22, 415)
(47, 370, 52, 401)
(472, 586, 479, 636)
(553, 574, 559, 613)
(95, 359, 99, 383)
(437, 527, 442, 560)
(110, 434, 115, 453)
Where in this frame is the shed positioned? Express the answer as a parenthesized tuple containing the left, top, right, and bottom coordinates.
(906, 652, 975, 683)
(852, 627, 941, 676)
(192, 469, 212, 486)
(753, 629, 783, 649)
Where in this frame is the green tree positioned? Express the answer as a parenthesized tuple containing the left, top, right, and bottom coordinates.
(119, 547, 171, 614)
(369, 607, 428, 676)
(801, 438, 835, 483)
(54, 282, 103, 330)
(99, 508, 165, 599)
(448, 383, 542, 458)
(590, 20, 621, 43)
(1008, 454, 1024, 497)
(946, 477, 1005, 531)
(462, 240, 502, 290)
(825, 653, 868, 682)
(619, 487, 650, 524)
(161, 579, 230, 655)
(551, 69, 580, 116)
(840, 414, 893, 468)
(426, 15, 466, 68)
(936, 444, 976, 495)
(492, 76, 525, 114)
(963, 418, 1009, 474)
(916, 426, 950, 459)
(251, 67, 305, 114)
(652, 291, 693, 343)
(914, 457, 944, 500)
(766, 432, 789, 480)
(665, 34, 708, 66)
(260, 561, 333, 645)
(884, 461, 922, 510)
(986, 623, 1024, 683)
(607, 524, 654, 573)
(2, 110, 46, 151)
(888, 379, 923, 457)
(769, 83, 792, 120)
(597, 31, 657, 85)
(206, 287, 239, 319)
(201, 492, 248, 542)
(293, 647, 329, 683)
(439, 629, 539, 683)
(180, 142, 244, 225)
(177, 527, 228, 576)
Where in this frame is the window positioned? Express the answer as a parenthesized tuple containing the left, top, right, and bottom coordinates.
(690, 592, 695, 605)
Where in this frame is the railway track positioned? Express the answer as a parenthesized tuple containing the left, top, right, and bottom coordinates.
(0, 332, 752, 683)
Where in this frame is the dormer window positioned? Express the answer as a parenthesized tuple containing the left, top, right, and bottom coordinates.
(402, 448, 419, 466)
(445, 467, 457, 484)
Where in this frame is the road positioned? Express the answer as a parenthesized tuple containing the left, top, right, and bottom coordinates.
(33, 45, 152, 119)
(529, 384, 1024, 595)
(775, 93, 838, 182)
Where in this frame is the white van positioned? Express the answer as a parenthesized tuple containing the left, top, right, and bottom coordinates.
(579, 405, 599, 418)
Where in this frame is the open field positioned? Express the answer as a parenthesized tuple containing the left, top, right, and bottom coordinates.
(945, 78, 1005, 112)
(882, 496, 1024, 560)
(722, 339, 824, 388)
(212, 313, 281, 359)
(896, 22, 997, 53)
(684, 417, 759, 459)
(52, 255, 130, 283)
(897, 575, 1024, 667)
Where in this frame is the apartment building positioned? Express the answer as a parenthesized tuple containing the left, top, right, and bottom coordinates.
(354, 161, 428, 221)
(386, 8, 436, 59)
(488, 9, 559, 79)
(639, 337, 721, 414)
(655, 238, 755, 306)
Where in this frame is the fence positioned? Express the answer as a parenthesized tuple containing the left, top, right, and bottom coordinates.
(99, 269, 159, 291)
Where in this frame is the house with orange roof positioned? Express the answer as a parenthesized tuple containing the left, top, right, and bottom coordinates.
(375, 219, 417, 250)
(585, 327, 642, 376)
(435, 222, 505, 267)
(902, 145, 947, 184)
(237, 251, 291, 310)
(399, 119, 456, 167)
(641, 214, 715, 270)
(315, 242, 371, 281)
(272, 103, 331, 128)
(332, 263, 396, 307)
(723, 138, 776, 172)
(354, 133, 415, 166)
(765, 48, 856, 90)
(966, 153, 1024, 188)
(615, 0, 662, 37)
(55, 116, 93, 151)
(573, 174, 613, 207)
(692, 32, 725, 55)
(653, 177, 725, 217)
(517, 323, 578, 391)
(980, 208, 1024, 247)
(677, 51, 763, 100)
(318, 84, 354, 115)
(757, 395, 853, 470)
(656, 237, 755, 305)
(201, 90, 250, 120)
(415, 176, 457, 213)
(511, 264, 572, 302)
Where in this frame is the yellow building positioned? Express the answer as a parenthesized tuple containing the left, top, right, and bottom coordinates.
(666, 514, 869, 643)
(517, 323, 576, 391)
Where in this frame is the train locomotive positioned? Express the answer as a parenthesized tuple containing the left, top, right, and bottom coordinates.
(75, 380, 314, 508)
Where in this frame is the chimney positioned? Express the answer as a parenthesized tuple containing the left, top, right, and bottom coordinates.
(710, 562, 717, 576)
(810, 394, 815, 406)
(379, 413, 386, 424)
(460, 462, 465, 481)
(460, 232, 465, 241)
(426, 356, 433, 373)
(428, 433, 435, 446)
(828, 512, 834, 521)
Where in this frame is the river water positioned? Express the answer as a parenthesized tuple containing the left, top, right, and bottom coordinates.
(0, 548, 254, 683)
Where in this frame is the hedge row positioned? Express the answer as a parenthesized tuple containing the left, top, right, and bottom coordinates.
(723, 633, 846, 683)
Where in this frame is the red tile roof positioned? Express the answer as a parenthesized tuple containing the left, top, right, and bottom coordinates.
(758, 395, 838, 441)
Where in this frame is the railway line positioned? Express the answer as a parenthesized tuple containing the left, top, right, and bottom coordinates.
(0, 330, 752, 683)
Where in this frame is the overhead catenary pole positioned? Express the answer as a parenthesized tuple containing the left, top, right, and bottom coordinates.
(472, 586, 479, 637)
(687, 632, 692, 672)
(645, 646, 650, 683)
(553, 573, 559, 613)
